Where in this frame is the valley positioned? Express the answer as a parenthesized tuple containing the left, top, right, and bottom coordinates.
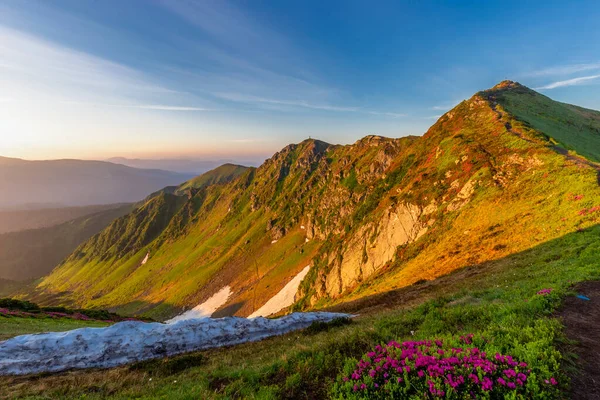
(2, 81, 600, 399)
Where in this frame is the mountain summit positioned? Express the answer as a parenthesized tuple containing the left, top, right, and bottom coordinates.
(29, 82, 600, 321)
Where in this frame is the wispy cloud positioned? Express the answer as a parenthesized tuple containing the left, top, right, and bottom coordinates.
(0, 25, 208, 111)
(367, 111, 406, 118)
(134, 105, 209, 111)
(159, 0, 306, 76)
(525, 63, 600, 77)
(157, 1, 369, 116)
(226, 138, 261, 143)
(215, 92, 406, 117)
(215, 92, 358, 112)
(535, 74, 600, 90)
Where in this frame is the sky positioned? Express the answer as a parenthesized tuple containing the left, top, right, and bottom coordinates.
(1, 0, 599, 162)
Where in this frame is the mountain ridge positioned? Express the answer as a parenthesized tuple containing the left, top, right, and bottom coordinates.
(26, 82, 600, 321)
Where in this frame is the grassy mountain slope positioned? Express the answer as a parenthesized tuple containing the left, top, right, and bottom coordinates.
(0, 204, 133, 281)
(177, 163, 249, 192)
(28, 82, 600, 324)
(325, 81, 600, 305)
(487, 80, 600, 162)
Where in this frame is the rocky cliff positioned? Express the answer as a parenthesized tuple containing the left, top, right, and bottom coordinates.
(29, 82, 600, 319)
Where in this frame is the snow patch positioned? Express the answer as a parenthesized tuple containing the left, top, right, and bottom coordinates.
(249, 265, 310, 318)
(300, 225, 305, 230)
(166, 286, 231, 323)
(141, 252, 149, 265)
(0, 312, 350, 376)
(271, 240, 278, 244)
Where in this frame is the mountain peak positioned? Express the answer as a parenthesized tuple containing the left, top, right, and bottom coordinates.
(491, 80, 523, 90)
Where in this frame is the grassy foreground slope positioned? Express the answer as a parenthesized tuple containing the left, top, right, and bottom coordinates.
(27, 82, 600, 323)
(2, 224, 599, 398)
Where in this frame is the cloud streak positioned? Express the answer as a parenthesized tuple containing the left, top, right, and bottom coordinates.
(525, 63, 600, 77)
(0, 25, 208, 110)
(535, 74, 600, 90)
(215, 92, 406, 117)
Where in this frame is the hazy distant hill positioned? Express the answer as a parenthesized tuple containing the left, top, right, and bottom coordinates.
(0, 158, 195, 209)
(107, 157, 262, 175)
(0, 204, 133, 281)
(0, 165, 247, 282)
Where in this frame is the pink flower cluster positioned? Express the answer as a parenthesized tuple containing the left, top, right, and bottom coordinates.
(340, 338, 537, 397)
(0, 308, 35, 317)
(579, 205, 600, 215)
(1, 308, 133, 323)
(537, 288, 552, 296)
(46, 311, 70, 318)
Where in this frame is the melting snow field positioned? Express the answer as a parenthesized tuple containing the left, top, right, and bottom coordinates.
(249, 265, 310, 318)
(0, 312, 350, 376)
(166, 286, 232, 323)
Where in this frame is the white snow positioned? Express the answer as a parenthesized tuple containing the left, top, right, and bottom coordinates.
(300, 225, 305, 230)
(166, 286, 231, 323)
(249, 265, 310, 318)
(141, 252, 149, 265)
(0, 312, 350, 376)
(271, 240, 278, 244)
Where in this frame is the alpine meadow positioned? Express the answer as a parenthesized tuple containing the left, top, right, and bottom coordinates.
(1, 1, 600, 399)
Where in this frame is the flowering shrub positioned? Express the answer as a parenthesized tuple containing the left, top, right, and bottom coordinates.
(536, 288, 552, 296)
(0, 308, 36, 318)
(46, 311, 70, 318)
(333, 337, 559, 399)
(0, 305, 140, 323)
(578, 205, 600, 216)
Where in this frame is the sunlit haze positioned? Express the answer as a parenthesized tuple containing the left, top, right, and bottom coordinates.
(1, 0, 599, 160)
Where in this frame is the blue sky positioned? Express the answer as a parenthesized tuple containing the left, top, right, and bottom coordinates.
(1, 0, 599, 161)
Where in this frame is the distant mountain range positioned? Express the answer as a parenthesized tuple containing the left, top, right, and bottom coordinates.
(25, 81, 600, 322)
(0, 204, 133, 281)
(0, 158, 197, 210)
(106, 157, 263, 175)
(0, 164, 248, 284)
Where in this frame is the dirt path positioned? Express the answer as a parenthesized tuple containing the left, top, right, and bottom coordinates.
(558, 281, 600, 399)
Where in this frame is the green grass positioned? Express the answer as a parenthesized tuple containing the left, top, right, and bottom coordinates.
(0, 317, 109, 341)
(488, 82, 600, 162)
(177, 164, 249, 193)
(3, 224, 599, 399)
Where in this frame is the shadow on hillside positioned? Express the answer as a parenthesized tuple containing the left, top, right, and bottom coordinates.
(323, 223, 600, 316)
(21, 287, 77, 308)
(212, 301, 246, 318)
